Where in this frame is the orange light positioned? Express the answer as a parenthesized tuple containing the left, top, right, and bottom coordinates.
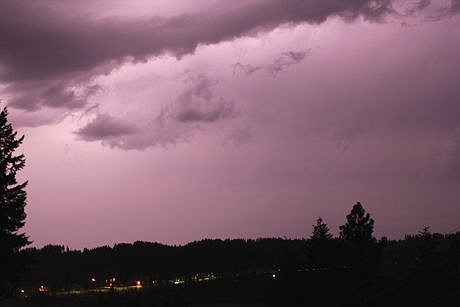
(136, 281, 141, 286)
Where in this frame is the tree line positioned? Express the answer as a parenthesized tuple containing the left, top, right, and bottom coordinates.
(18, 202, 382, 290)
(2, 106, 460, 305)
(16, 203, 460, 300)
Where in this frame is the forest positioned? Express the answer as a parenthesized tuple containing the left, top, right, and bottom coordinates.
(10, 204, 460, 307)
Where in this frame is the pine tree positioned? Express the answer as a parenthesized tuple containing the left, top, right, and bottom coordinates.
(339, 202, 380, 278)
(311, 217, 333, 241)
(0, 107, 30, 295)
(307, 217, 337, 269)
(339, 202, 375, 242)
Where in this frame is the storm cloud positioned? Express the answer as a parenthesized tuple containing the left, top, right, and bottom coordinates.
(172, 76, 239, 123)
(75, 113, 138, 141)
(0, 0, 396, 112)
(74, 75, 238, 149)
(5, 0, 460, 248)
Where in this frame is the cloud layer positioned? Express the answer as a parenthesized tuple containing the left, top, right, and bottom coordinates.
(76, 114, 138, 141)
(2, 0, 458, 149)
(172, 76, 239, 123)
(0, 0, 398, 112)
(2, 0, 460, 248)
(75, 74, 238, 149)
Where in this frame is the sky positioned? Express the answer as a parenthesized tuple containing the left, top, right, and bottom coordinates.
(1, 0, 460, 249)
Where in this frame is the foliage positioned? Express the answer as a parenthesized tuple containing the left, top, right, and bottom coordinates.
(310, 217, 332, 241)
(339, 202, 381, 278)
(339, 202, 375, 242)
(415, 226, 440, 273)
(0, 107, 30, 295)
(307, 217, 339, 269)
(10, 227, 460, 306)
(20, 238, 306, 289)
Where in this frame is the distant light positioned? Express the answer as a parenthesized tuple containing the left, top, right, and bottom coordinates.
(91, 278, 96, 282)
(272, 274, 276, 278)
(136, 281, 141, 286)
(20, 289, 25, 293)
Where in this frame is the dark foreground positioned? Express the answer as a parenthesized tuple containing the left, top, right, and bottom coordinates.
(3, 206, 460, 306)
(2, 269, 460, 307)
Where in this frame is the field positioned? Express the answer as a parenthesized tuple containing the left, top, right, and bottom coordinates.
(0, 278, 272, 307)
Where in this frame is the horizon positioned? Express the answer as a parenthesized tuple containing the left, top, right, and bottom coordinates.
(23, 205, 460, 250)
(1, 0, 460, 250)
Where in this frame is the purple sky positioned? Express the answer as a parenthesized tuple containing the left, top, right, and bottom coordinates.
(1, 0, 460, 249)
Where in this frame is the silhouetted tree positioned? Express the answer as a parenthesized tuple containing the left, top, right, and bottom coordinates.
(339, 202, 374, 242)
(415, 226, 439, 273)
(311, 217, 332, 241)
(339, 202, 380, 278)
(307, 217, 337, 269)
(0, 107, 30, 295)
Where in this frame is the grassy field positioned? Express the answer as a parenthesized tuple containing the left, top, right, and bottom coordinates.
(0, 280, 271, 307)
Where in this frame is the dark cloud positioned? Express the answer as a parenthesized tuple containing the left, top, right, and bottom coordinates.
(172, 76, 239, 123)
(74, 75, 238, 150)
(234, 50, 310, 76)
(76, 112, 192, 150)
(75, 113, 138, 141)
(424, 0, 460, 20)
(403, 0, 431, 15)
(443, 0, 460, 15)
(0, 0, 395, 112)
(4, 80, 101, 111)
(175, 106, 237, 122)
(417, 0, 432, 10)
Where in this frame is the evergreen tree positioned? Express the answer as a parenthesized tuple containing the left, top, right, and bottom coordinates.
(0, 107, 30, 295)
(415, 226, 439, 273)
(339, 202, 380, 278)
(311, 217, 333, 241)
(307, 217, 335, 269)
(339, 202, 375, 242)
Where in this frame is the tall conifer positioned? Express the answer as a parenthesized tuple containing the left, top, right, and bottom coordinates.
(0, 107, 30, 295)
